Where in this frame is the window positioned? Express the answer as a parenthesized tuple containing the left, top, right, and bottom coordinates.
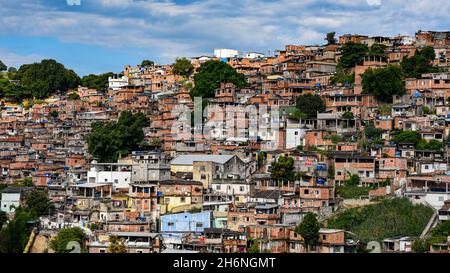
(99, 249, 106, 253)
(199, 166, 206, 171)
(114, 179, 118, 184)
(168, 222, 174, 226)
(164, 198, 170, 203)
(201, 174, 206, 180)
(216, 185, 220, 190)
(180, 197, 186, 203)
(239, 186, 245, 192)
(322, 235, 327, 240)
(196, 223, 203, 228)
(304, 189, 309, 195)
(139, 226, 145, 232)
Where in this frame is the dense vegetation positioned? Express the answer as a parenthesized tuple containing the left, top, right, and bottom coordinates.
(191, 60, 247, 98)
(295, 212, 320, 251)
(392, 130, 444, 150)
(361, 65, 405, 102)
(80, 72, 114, 92)
(50, 227, 86, 253)
(401, 46, 440, 79)
(326, 197, 433, 243)
(86, 111, 150, 162)
(270, 156, 295, 181)
(0, 188, 53, 253)
(172, 57, 194, 78)
(141, 60, 154, 67)
(0, 60, 6, 71)
(0, 59, 80, 102)
(295, 94, 326, 119)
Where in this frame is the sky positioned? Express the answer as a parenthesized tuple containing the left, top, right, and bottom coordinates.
(0, 0, 449, 76)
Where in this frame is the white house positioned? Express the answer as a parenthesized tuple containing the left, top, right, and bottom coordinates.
(214, 48, 240, 59)
(1, 187, 32, 214)
(87, 162, 132, 192)
(285, 118, 306, 149)
(108, 75, 129, 91)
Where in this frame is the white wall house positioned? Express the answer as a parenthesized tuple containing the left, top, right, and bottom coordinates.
(108, 75, 129, 91)
(1, 188, 22, 213)
(214, 48, 240, 59)
(286, 119, 306, 149)
(87, 163, 132, 192)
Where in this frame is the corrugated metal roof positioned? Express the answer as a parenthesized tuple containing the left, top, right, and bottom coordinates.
(171, 154, 234, 165)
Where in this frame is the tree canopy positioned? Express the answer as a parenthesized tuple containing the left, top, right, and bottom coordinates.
(326, 198, 433, 243)
(172, 57, 194, 78)
(368, 43, 387, 57)
(24, 190, 55, 216)
(295, 94, 326, 118)
(0, 208, 37, 253)
(392, 130, 422, 145)
(325, 32, 337, 45)
(401, 46, 438, 79)
(0, 60, 6, 71)
(337, 42, 369, 69)
(50, 227, 85, 253)
(270, 156, 295, 181)
(295, 212, 320, 252)
(80, 72, 114, 92)
(0, 59, 80, 102)
(361, 65, 405, 103)
(191, 60, 247, 98)
(86, 111, 150, 162)
(141, 60, 154, 67)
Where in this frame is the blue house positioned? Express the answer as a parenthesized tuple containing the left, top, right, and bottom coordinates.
(160, 211, 213, 234)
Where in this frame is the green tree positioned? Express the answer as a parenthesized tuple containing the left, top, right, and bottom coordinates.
(270, 156, 295, 181)
(401, 46, 438, 78)
(172, 57, 194, 78)
(337, 42, 369, 69)
(86, 111, 150, 162)
(108, 235, 127, 253)
(364, 125, 383, 140)
(80, 72, 114, 92)
(191, 60, 247, 98)
(50, 227, 85, 253)
(361, 65, 405, 103)
(0, 208, 37, 253)
(141, 60, 154, 67)
(25, 190, 55, 216)
(67, 92, 80, 100)
(325, 32, 337, 45)
(12, 59, 80, 99)
(295, 94, 326, 118)
(392, 130, 422, 145)
(368, 43, 387, 57)
(285, 107, 307, 120)
(0, 60, 6, 71)
(326, 198, 433, 243)
(295, 212, 320, 252)
(412, 239, 429, 253)
(330, 68, 355, 85)
(7, 67, 17, 73)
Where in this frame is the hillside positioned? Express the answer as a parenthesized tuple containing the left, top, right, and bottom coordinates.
(326, 197, 434, 243)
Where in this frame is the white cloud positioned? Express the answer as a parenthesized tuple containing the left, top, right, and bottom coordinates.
(0, 0, 448, 65)
(0, 48, 44, 68)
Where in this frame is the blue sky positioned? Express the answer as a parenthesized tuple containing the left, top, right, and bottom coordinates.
(0, 0, 449, 76)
